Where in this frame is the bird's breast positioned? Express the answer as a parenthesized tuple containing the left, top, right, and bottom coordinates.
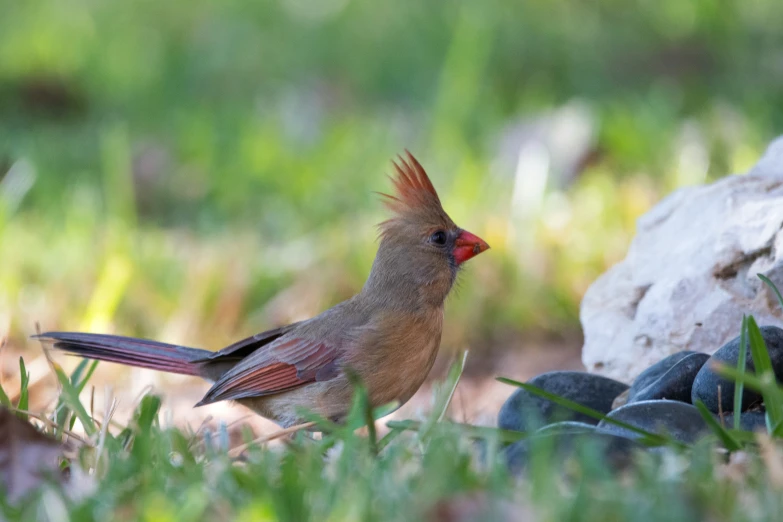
(355, 307, 444, 409)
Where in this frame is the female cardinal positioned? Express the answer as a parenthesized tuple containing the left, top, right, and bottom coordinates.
(36, 152, 490, 428)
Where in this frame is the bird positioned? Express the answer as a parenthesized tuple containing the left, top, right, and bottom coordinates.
(35, 152, 490, 428)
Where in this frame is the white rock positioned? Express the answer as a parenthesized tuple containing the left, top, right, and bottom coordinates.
(581, 136, 783, 382)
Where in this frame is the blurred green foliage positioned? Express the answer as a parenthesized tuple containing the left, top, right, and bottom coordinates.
(1, 0, 782, 352)
(6, 341, 783, 521)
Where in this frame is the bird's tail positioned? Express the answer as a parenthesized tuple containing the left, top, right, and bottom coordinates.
(35, 332, 211, 376)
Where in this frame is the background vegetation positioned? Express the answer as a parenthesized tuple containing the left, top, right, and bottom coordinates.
(3, 0, 783, 519)
(3, 0, 782, 358)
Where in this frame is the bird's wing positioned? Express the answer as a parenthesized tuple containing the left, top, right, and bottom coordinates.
(192, 322, 304, 363)
(195, 335, 342, 405)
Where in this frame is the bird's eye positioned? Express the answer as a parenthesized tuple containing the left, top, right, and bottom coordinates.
(429, 230, 447, 245)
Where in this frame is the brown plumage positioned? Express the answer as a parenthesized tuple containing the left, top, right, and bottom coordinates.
(35, 151, 490, 428)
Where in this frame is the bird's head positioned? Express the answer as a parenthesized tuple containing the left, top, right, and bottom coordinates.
(363, 151, 490, 308)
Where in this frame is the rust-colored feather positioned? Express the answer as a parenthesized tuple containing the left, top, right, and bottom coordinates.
(379, 150, 442, 216)
(196, 337, 341, 404)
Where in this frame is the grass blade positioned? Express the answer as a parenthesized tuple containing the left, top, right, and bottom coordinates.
(496, 377, 680, 447)
(734, 315, 749, 431)
(746, 316, 783, 435)
(372, 401, 401, 420)
(68, 359, 92, 389)
(419, 351, 468, 440)
(713, 361, 783, 437)
(74, 360, 100, 393)
(694, 399, 742, 451)
(436, 351, 468, 423)
(294, 409, 343, 434)
(0, 338, 9, 407)
(363, 392, 378, 454)
(344, 370, 379, 452)
(294, 396, 396, 437)
(727, 429, 760, 444)
(713, 362, 773, 392)
(52, 361, 97, 437)
(16, 357, 29, 421)
(55, 359, 101, 427)
(377, 427, 404, 452)
(759, 274, 783, 311)
(0, 378, 10, 408)
(747, 316, 775, 374)
(385, 419, 527, 444)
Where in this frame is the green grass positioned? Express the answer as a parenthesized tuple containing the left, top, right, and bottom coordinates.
(3, 277, 783, 520)
(0, 365, 779, 521)
(3, 1, 783, 519)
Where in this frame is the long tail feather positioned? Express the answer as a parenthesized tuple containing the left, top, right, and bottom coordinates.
(35, 332, 211, 377)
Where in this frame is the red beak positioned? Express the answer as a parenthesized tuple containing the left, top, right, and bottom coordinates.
(453, 230, 490, 265)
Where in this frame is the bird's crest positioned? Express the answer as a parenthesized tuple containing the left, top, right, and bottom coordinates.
(379, 150, 443, 218)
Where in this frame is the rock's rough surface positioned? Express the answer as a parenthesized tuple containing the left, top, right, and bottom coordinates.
(692, 325, 783, 412)
(581, 137, 783, 382)
(498, 371, 629, 432)
(597, 400, 710, 444)
(629, 353, 709, 404)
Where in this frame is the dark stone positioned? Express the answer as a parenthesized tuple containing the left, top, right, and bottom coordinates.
(692, 326, 783, 413)
(629, 353, 710, 404)
(597, 400, 710, 444)
(721, 411, 768, 432)
(628, 351, 698, 400)
(498, 371, 629, 432)
(503, 423, 643, 474)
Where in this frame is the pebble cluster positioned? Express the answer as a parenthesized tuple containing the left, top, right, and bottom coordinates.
(498, 325, 783, 472)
